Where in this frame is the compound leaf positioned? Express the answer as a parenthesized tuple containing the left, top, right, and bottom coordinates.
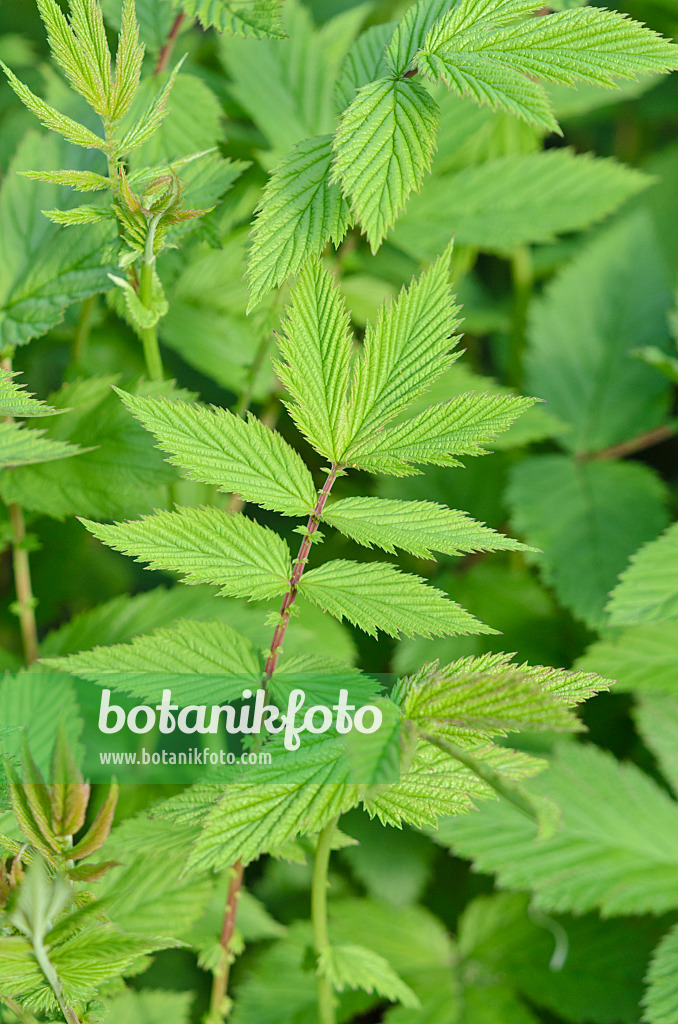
(177, 0, 285, 38)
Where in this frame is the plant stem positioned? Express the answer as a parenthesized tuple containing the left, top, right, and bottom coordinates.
(208, 860, 244, 1022)
(72, 295, 96, 363)
(1, 356, 39, 666)
(33, 935, 81, 1024)
(585, 423, 676, 462)
(154, 12, 186, 75)
(263, 463, 341, 680)
(508, 245, 533, 389)
(312, 819, 338, 1024)
(138, 259, 164, 381)
(8, 503, 39, 666)
(0, 995, 41, 1024)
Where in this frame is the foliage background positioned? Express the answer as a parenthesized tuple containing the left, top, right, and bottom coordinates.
(0, 0, 677, 1021)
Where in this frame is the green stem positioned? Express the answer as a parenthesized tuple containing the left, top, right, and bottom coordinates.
(8, 503, 39, 666)
(33, 936, 81, 1024)
(312, 819, 338, 1024)
(0, 995, 41, 1024)
(138, 259, 164, 381)
(72, 295, 96, 363)
(508, 245, 533, 389)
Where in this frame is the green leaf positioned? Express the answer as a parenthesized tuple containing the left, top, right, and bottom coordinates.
(319, 944, 420, 1009)
(43, 203, 112, 225)
(399, 652, 608, 737)
(392, 149, 651, 260)
(299, 560, 493, 639)
(331, 78, 440, 253)
(347, 391, 534, 476)
(0, 420, 83, 468)
(46, 617, 261, 703)
(0, 377, 178, 520)
(417, 2, 678, 131)
(507, 455, 669, 629)
(644, 923, 678, 1024)
(110, 0, 145, 119)
(340, 248, 461, 457)
(247, 134, 351, 310)
(634, 694, 678, 797)
(0, 133, 115, 347)
(386, 0, 454, 77)
(178, 0, 285, 38)
(0, 369, 63, 418)
(334, 22, 394, 110)
(104, 989, 194, 1024)
(36, 0, 111, 116)
(124, 72, 222, 168)
(82, 505, 292, 600)
(276, 260, 353, 461)
(576, 623, 678, 696)
(22, 168, 111, 191)
(435, 740, 678, 916)
(117, 390, 317, 517)
(101, 0, 177, 55)
(526, 213, 673, 454)
(323, 496, 524, 559)
(606, 521, 678, 626)
(117, 56, 184, 155)
(0, 60, 106, 148)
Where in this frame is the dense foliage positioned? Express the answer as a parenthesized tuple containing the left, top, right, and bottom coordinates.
(0, 0, 677, 1022)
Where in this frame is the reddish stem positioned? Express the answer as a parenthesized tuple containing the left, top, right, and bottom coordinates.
(154, 13, 186, 76)
(263, 464, 340, 680)
(209, 860, 244, 1020)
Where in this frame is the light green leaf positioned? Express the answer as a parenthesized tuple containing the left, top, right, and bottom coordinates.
(118, 390, 317, 516)
(644, 923, 678, 1024)
(44, 617, 260, 703)
(1, 61, 106, 148)
(43, 203, 112, 225)
(341, 248, 460, 456)
(0, 133, 115, 347)
(634, 695, 678, 798)
(508, 455, 669, 629)
(576, 624, 678, 696)
(117, 56, 184, 155)
(178, 0, 285, 38)
(299, 560, 494, 638)
(387, 0, 454, 77)
(526, 213, 673, 455)
(276, 260, 353, 461)
(334, 22, 394, 110)
(392, 149, 650, 260)
(36, 0, 110, 115)
(110, 0, 145, 119)
(606, 521, 678, 626)
(435, 741, 678, 916)
(347, 391, 534, 476)
(0, 369, 62, 418)
(0, 377, 177, 520)
(400, 652, 608, 737)
(323, 496, 524, 559)
(247, 134, 351, 310)
(101, 0, 177, 55)
(331, 77, 440, 252)
(124, 72, 222, 169)
(417, 3, 678, 130)
(82, 505, 292, 600)
(319, 944, 420, 1009)
(104, 989, 193, 1024)
(0, 420, 83, 468)
(22, 168, 111, 191)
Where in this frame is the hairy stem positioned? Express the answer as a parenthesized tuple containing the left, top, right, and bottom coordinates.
(209, 860, 244, 1022)
(420, 731, 539, 823)
(154, 12, 186, 75)
(138, 258, 164, 381)
(0, 995, 41, 1024)
(1, 357, 39, 665)
(263, 463, 341, 680)
(312, 819, 338, 1024)
(8, 503, 39, 666)
(33, 935, 81, 1024)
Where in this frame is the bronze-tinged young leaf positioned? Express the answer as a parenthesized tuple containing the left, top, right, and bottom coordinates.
(50, 724, 89, 837)
(70, 782, 118, 860)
